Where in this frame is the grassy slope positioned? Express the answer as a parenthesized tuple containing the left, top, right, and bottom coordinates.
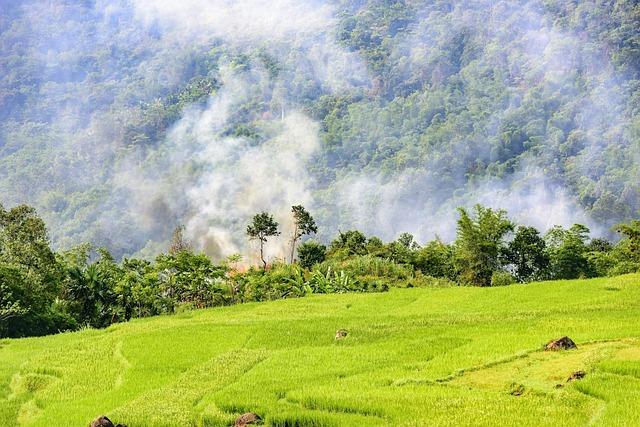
(1, 274, 640, 427)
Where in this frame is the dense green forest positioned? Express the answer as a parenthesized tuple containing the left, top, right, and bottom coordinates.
(1, 0, 639, 261)
(1, 201, 639, 338)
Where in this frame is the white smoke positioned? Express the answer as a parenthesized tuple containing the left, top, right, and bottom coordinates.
(329, 162, 602, 245)
(131, 0, 335, 44)
(109, 47, 329, 261)
(185, 111, 320, 260)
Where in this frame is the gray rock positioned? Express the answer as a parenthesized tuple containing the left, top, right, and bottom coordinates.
(544, 336, 577, 351)
(234, 412, 262, 426)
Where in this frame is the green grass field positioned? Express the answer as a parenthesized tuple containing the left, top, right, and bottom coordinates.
(2, 274, 640, 427)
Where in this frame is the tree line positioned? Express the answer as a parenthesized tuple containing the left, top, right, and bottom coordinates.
(1, 202, 639, 338)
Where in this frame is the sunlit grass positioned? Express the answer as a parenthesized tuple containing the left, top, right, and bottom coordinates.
(1, 274, 640, 426)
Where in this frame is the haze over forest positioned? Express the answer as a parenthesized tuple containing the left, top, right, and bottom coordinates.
(1, 0, 639, 260)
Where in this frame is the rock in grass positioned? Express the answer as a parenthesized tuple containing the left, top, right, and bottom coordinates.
(544, 336, 577, 351)
(567, 370, 586, 382)
(234, 412, 262, 426)
(335, 329, 348, 340)
(508, 383, 525, 396)
(89, 416, 127, 427)
(90, 416, 114, 427)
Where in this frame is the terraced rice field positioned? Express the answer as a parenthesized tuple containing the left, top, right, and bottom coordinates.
(1, 274, 640, 426)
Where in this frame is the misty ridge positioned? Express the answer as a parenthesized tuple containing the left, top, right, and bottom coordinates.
(0, 0, 639, 262)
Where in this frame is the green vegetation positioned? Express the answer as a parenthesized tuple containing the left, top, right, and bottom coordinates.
(289, 205, 318, 264)
(2, 201, 639, 339)
(1, 274, 640, 426)
(246, 212, 281, 270)
(1, 2, 640, 422)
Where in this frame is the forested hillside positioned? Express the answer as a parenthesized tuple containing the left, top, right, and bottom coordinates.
(1, 0, 639, 259)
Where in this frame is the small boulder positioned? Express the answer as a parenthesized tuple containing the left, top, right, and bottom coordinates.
(235, 412, 261, 426)
(335, 329, 348, 340)
(508, 383, 525, 396)
(90, 417, 114, 427)
(544, 336, 577, 351)
(89, 416, 126, 427)
(567, 370, 586, 382)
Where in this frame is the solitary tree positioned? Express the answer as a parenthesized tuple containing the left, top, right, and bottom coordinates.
(247, 212, 280, 269)
(289, 205, 317, 263)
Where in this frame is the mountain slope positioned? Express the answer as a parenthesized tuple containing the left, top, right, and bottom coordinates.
(0, 0, 639, 258)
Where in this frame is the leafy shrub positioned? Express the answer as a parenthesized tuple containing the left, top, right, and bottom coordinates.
(316, 255, 413, 284)
(490, 271, 516, 287)
(607, 261, 640, 277)
(297, 240, 326, 269)
(235, 263, 309, 301)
